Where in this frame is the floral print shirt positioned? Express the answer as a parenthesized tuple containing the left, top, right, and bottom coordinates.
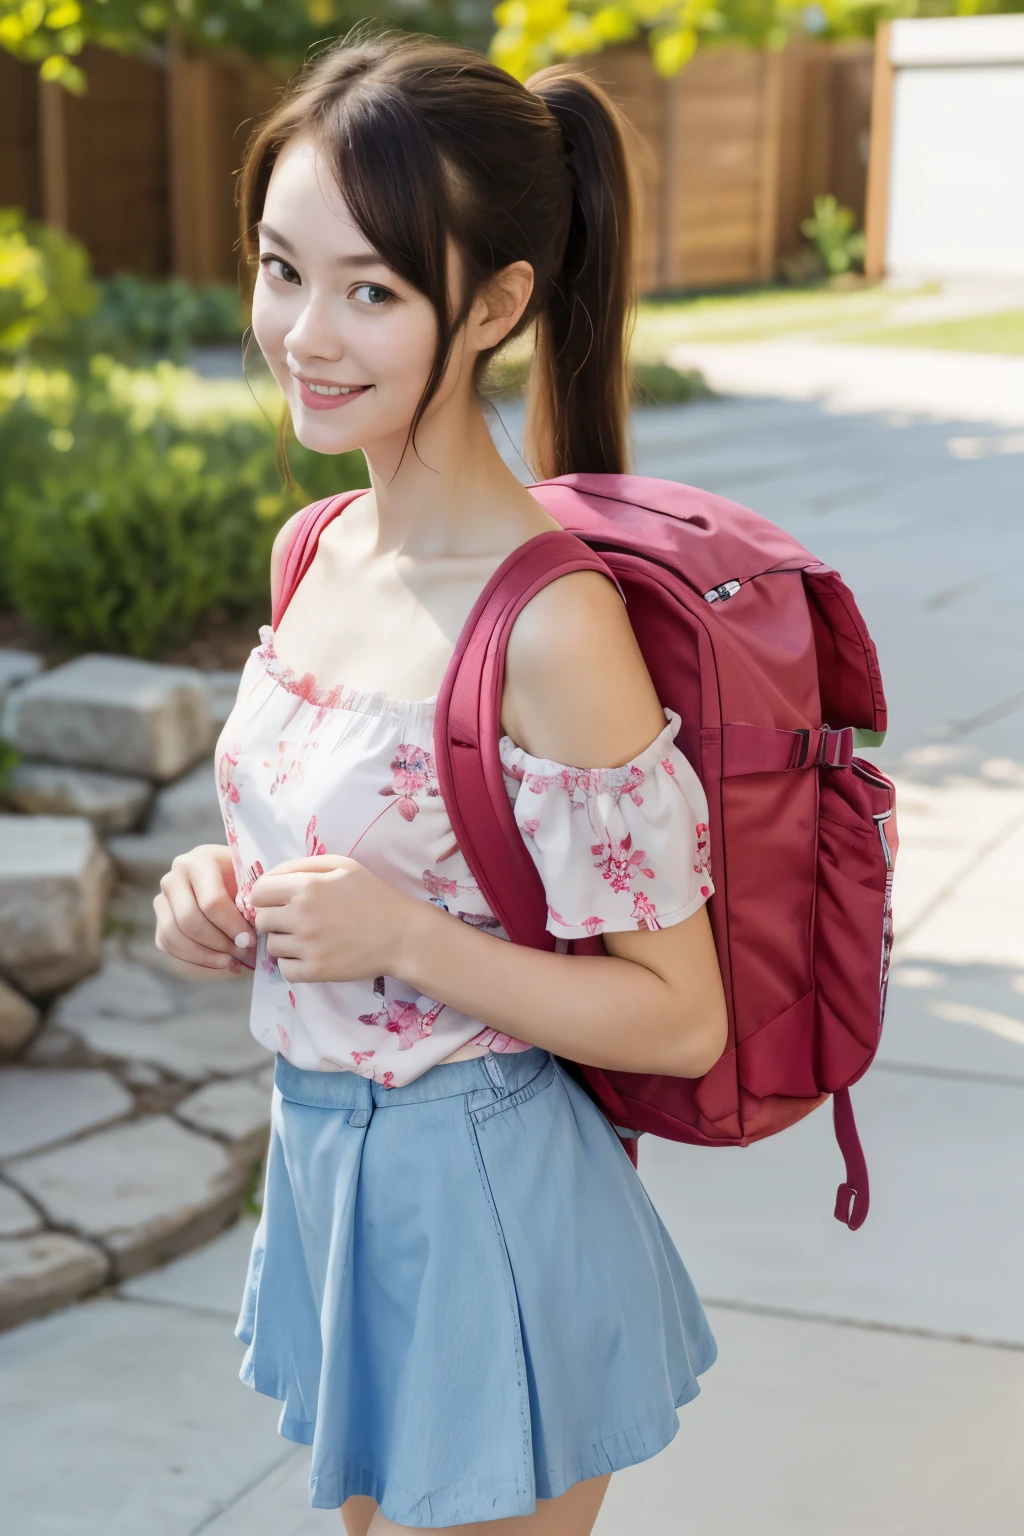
(215, 625, 714, 1088)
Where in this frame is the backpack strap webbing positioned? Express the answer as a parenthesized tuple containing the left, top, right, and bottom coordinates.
(271, 490, 367, 630)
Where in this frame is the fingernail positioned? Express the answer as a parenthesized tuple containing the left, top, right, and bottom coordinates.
(228, 958, 243, 974)
(235, 932, 253, 949)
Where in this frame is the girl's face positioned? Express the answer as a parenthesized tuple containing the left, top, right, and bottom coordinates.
(251, 137, 446, 460)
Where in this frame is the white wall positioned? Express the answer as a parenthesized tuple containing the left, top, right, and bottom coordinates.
(885, 17, 1024, 281)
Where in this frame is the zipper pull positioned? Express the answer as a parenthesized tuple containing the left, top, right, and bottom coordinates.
(704, 580, 741, 604)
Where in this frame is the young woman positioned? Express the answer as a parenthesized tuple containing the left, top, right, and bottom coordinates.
(154, 31, 727, 1536)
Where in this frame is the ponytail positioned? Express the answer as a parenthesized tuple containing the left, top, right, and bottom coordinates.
(525, 69, 637, 480)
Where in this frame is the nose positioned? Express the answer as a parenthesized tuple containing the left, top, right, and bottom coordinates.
(283, 288, 344, 367)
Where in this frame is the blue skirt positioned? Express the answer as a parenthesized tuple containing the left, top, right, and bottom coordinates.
(236, 1046, 716, 1528)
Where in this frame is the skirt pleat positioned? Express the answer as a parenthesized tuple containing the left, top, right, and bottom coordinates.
(236, 1047, 716, 1528)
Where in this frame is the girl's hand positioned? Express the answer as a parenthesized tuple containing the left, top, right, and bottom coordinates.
(250, 856, 420, 984)
(154, 844, 257, 974)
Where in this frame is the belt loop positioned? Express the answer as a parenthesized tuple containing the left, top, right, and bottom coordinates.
(484, 1053, 506, 1090)
(348, 1078, 373, 1127)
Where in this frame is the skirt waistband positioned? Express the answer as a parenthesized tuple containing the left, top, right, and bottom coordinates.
(274, 1046, 553, 1115)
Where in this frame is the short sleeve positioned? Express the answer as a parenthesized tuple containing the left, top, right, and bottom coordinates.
(499, 709, 714, 939)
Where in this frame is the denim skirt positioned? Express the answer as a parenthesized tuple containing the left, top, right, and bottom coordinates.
(236, 1045, 716, 1528)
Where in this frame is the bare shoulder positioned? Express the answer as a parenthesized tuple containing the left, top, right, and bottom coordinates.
(501, 569, 666, 767)
(269, 508, 307, 613)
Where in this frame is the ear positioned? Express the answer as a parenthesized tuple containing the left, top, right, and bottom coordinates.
(468, 261, 535, 353)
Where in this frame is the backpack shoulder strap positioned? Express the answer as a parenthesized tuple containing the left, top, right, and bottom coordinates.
(271, 489, 367, 629)
(434, 529, 616, 954)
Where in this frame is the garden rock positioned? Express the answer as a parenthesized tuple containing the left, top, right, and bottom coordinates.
(0, 1183, 42, 1238)
(0, 979, 39, 1059)
(0, 816, 110, 994)
(0, 1233, 109, 1331)
(200, 670, 243, 731)
(0, 649, 43, 714)
(106, 829, 205, 895)
(174, 1077, 272, 1160)
(5, 762, 152, 834)
(1, 653, 215, 781)
(5, 1116, 249, 1279)
(0, 1069, 133, 1160)
(148, 759, 223, 842)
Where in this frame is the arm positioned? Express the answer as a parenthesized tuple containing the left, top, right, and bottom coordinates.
(400, 569, 726, 1076)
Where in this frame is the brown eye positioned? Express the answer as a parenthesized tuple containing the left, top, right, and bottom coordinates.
(261, 255, 300, 284)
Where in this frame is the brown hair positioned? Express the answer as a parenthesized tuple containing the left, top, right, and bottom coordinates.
(237, 30, 636, 478)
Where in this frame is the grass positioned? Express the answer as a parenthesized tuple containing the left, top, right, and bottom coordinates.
(633, 283, 1024, 360)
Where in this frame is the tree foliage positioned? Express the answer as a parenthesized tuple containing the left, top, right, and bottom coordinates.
(489, 0, 1024, 80)
(0, 0, 493, 92)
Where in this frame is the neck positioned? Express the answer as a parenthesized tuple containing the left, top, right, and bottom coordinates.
(357, 389, 553, 559)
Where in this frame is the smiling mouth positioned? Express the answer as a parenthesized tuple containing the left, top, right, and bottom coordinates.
(304, 382, 366, 397)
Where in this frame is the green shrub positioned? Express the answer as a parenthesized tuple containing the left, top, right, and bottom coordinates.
(79, 275, 246, 365)
(0, 357, 368, 654)
(0, 210, 98, 357)
(800, 195, 866, 278)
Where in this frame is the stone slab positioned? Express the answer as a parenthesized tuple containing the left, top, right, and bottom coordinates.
(880, 960, 1024, 1082)
(1, 652, 215, 782)
(0, 977, 39, 1058)
(148, 758, 224, 841)
(198, 1449, 332, 1535)
(640, 1065, 1024, 1346)
(174, 1078, 271, 1159)
(0, 815, 111, 994)
(0, 1232, 108, 1332)
(0, 1182, 42, 1238)
(0, 648, 42, 714)
(5, 762, 152, 834)
(5, 1115, 249, 1279)
(119, 1215, 258, 1317)
(0, 1068, 133, 1160)
(59, 1006, 267, 1083)
(52, 955, 178, 1027)
(0, 1297, 286, 1533)
(593, 1305, 1024, 1536)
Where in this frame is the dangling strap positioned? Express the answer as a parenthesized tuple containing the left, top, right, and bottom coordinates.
(832, 1087, 870, 1230)
(271, 489, 368, 629)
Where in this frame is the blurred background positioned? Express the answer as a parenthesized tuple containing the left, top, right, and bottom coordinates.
(0, 5, 1022, 1533)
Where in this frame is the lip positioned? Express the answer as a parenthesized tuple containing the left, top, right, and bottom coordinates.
(292, 375, 372, 412)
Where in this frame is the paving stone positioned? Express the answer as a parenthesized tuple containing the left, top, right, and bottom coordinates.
(106, 827, 205, 894)
(0, 1182, 42, 1238)
(0, 1068, 134, 1160)
(0, 648, 43, 715)
(0, 977, 39, 1058)
(5, 1115, 249, 1279)
(0, 1232, 109, 1331)
(20, 1021, 92, 1067)
(118, 1214, 257, 1316)
(200, 669, 243, 731)
(1, 652, 215, 781)
(174, 1077, 271, 1160)
(148, 758, 224, 841)
(56, 1005, 266, 1084)
(0, 815, 111, 994)
(52, 954, 178, 1027)
(109, 883, 163, 933)
(5, 761, 152, 834)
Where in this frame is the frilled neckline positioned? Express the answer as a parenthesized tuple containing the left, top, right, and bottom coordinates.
(253, 626, 439, 730)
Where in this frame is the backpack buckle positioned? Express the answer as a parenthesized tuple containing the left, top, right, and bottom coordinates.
(818, 726, 854, 768)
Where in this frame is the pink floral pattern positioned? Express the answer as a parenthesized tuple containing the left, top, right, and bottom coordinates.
(216, 638, 712, 1085)
(500, 708, 714, 941)
(379, 743, 441, 822)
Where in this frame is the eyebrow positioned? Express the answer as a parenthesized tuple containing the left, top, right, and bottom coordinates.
(257, 223, 386, 269)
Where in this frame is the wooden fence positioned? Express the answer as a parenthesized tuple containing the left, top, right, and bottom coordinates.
(0, 37, 872, 294)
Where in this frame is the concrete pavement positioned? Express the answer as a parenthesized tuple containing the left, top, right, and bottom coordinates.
(2, 379, 1023, 1533)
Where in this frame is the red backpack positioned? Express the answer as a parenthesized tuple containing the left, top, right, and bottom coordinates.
(276, 474, 897, 1231)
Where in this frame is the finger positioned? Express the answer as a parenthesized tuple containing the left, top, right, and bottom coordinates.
(188, 857, 257, 946)
(265, 932, 304, 960)
(253, 905, 298, 935)
(250, 873, 306, 909)
(160, 867, 245, 957)
(153, 891, 239, 970)
(265, 856, 348, 877)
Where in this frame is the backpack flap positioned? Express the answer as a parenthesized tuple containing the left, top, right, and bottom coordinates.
(804, 564, 887, 740)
